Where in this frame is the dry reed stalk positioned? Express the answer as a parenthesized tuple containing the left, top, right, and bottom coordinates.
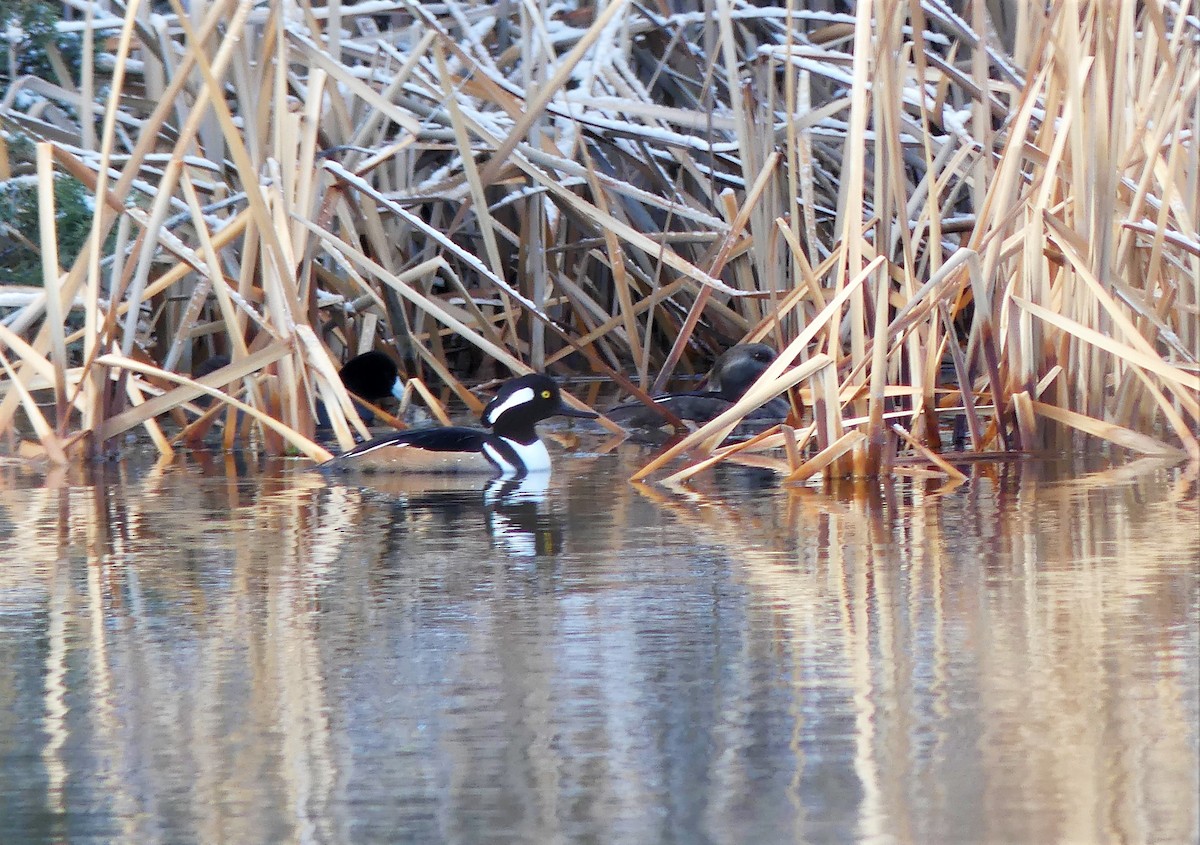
(940, 303, 984, 451)
(433, 44, 506, 288)
(0, 347, 67, 464)
(1031, 399, 1182, 458)
(581, 151, 644, 380)
(630, 246, 882, 480)
(0, 324, 64, 393)
(95, 353, 333, 462)
(123, 373, 173, 459)
(654, 152, 782, 393)
(1014, 296, 1200, 396)
(785, 430, 867, 485)
(0, 0, 1192, 479)
(35, 143, 68, 427)
(407, 378, 453, 427)
(658, 424, 790, 487)
(890, 423, 968, 481)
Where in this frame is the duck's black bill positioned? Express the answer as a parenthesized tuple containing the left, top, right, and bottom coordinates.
(557, 404, 599, 419)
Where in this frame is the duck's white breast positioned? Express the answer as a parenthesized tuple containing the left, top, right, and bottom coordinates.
(485, 438, 551, 476)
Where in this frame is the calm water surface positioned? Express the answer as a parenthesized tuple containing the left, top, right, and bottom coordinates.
(0, 443, 1196, 845)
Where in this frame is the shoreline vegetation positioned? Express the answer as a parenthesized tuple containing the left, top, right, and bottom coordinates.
(0, 0, 1196, 482)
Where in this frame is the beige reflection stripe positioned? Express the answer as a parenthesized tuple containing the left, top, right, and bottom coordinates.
(41, 545, 69, 818)
(274, 490, 338, 842)
(85, 481, 136, 833)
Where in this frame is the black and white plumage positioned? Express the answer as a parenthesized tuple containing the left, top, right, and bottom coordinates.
(317, 373, 596, 477)
(606, 343, 790, 430)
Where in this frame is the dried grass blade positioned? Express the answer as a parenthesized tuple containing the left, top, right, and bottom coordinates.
(320, 160, 559, 313)
(0, 347, 68, 465)
(1013, 295, 1200, 395)
(756, 255, 882, 383)
(582, 151, 643, 377)
(298, 224, 527, 373)
(1031, 400, 1184, 457)
(124, 375, 175, 460)
(94, 353, 333, 462)
(1044, 212, 1191, 365)
(0, 324, 59, 388)
(509, 155, 747, 297)
(95, 341, 290, 438)
(284, 29, 422, 138)
(658, 425, 787, 487)
(472, 0, 631, 189)
(940, 303, 984, 450)
(1012, 390, 1037, 452)
(655, 152, 782, 392)
(785, 430, 866, 484)
(890, 423, 968, 481)
(433, 43, 506, 284)
(408, 378, 453, 427)
(294, 324, 371, 449)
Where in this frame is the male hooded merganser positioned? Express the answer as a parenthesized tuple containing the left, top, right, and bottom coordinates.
(606, 343, 789, 429)
(318, 373, 597, 476)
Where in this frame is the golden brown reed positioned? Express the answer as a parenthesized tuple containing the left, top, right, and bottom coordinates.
(0, 0, 1196, 481)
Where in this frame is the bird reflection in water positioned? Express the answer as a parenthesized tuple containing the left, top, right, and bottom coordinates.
(344, 472, 562, 560)
(484, 474, 560, 558)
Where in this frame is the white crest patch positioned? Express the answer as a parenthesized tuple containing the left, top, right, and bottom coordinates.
(485, 386, 536, 425)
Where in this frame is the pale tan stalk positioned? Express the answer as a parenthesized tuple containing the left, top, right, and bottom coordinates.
(36, 144, 68, 426)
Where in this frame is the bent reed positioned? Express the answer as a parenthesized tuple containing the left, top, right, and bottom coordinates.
(0, 0, 1196, 482)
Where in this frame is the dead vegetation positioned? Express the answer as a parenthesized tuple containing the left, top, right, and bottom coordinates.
(0, 0, 1196, 481)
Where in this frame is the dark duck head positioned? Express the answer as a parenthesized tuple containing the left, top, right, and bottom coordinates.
(338, 350, 404, 403)
(706, 343, 777, 400)
(316, 350, 405, 428)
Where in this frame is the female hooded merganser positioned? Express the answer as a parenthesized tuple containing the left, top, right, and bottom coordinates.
(606, 343, 789, 429)
(318, 373, 596, 476)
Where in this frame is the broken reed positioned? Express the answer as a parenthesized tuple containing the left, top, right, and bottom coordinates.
(0, 0, 1195, 481)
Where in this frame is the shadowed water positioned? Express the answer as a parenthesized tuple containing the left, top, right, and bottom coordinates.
(0, 444, 1196, 844)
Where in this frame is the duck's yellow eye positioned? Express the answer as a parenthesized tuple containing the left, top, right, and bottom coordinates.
(541, 390, 552, 399)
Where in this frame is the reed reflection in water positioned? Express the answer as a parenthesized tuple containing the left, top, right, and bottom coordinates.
(0, 448, 1196, 844)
